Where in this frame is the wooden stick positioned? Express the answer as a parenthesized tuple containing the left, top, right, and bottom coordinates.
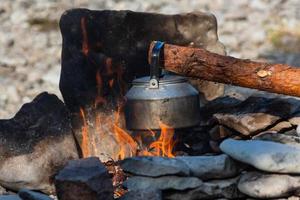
(149, 42, 300, 97)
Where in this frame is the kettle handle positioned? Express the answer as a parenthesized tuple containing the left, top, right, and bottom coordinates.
(149, 41, 164, 89)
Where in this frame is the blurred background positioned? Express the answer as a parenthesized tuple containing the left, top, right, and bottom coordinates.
(1, 0, 300, 118)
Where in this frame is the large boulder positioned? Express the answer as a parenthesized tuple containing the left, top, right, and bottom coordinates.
(59, 9, 226, 113)
(0, 92, 78, 194)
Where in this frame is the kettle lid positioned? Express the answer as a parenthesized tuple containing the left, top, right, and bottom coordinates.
(132, 74, 187, 85)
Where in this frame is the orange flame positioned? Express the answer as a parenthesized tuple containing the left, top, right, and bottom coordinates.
(80, 106, 176, 159)
(113, 106, 138, 160)
(113, 124, 138, 159)
(79, 108, 90, 157)
(141, 123, 176, 158)
(78, 52, 176, 160)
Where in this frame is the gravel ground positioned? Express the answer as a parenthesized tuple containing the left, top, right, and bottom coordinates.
(1, 0, 300, 118)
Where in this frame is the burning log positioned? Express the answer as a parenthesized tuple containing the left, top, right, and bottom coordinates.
(150, 42, 300, 97)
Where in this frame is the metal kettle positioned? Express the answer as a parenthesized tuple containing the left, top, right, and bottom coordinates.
(124, 41, 200, 130)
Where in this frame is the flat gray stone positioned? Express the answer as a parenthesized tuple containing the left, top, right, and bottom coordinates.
(120, 157, 190, 177)
(55, 157, 113, 200)
(289, 116, 300, 126)
(119, 190, 162, 200)
(123, 176, 202, 191)
(253, 132, 300, 149)
(220, 139, 300, 173)
(214, 112, 280, 136)
(0, 195, 21, 200)
(238, 171, 300, 198)
(211, 97, 300, 136)
(165, 177, 244, 200)
(18, 189, 53, 200)
(175, 154, 238, 180)
(267, 121, 292, 132)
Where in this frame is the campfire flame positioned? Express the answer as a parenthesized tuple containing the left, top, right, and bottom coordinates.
(79, 108, 90, 157)
(113, 124, 137, 159)
(148, 123, 176, 158)
(113, 107, 138, 159)
(79, 106, 176, 159)
(79, 17, 176, 160)
(79, 65, 176, 159)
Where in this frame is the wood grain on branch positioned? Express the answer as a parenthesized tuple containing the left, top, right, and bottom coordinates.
(149, 42, 300, 97)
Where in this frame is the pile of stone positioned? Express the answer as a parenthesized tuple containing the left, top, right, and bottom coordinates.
(0, 157, 115, 200)
(202, 93, 300, 153)
(117, 92, 300, 199)
(221, 137, 300, 199)
(1, 92, 300, 200)
(119, 133, 300, 199)
(120, 155, 243, 199)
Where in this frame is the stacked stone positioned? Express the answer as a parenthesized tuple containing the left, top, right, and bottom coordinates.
(120, 155, 243, 199)
(204, 91, 300, 153)
(121, 134, 300, 199)
(220, 136, 300, 199)
(203, 88, 300, 199)
(120, 91, 300, 199)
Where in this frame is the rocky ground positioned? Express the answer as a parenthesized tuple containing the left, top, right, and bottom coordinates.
(1, 0, 300, 118)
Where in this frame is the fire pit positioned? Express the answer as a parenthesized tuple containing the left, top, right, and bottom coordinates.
(59, 9, 226, 162)
(2, 8, 300, 200)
